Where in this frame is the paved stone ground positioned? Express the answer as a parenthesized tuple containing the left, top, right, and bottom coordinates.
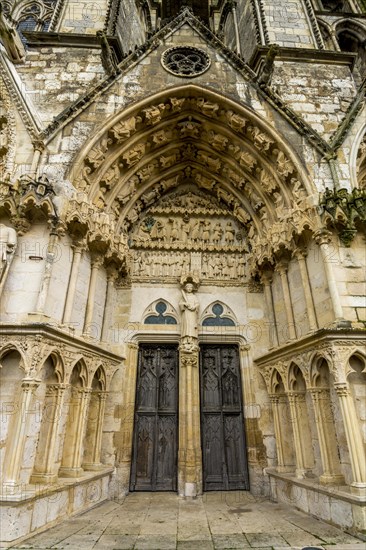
(12, 492, 365, 550)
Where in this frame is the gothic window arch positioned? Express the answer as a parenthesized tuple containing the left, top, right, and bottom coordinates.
(316, 0, 354, 12)
(136, 0, 153, 34)
(3, 0, 57, 40)
(335, 20, 366, 81)
(143, 300, 178, 325)
(201, 302, 237, 327)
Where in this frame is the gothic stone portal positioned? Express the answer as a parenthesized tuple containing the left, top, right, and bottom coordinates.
(130, 343, 249, 492)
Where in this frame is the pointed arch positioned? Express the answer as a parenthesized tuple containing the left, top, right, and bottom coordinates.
(68, 85, 319, 270)
(143, 299, 179, 325)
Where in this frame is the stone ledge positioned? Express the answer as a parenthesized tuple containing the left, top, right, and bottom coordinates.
(0, 323, 125, 363)
(254, 328, 366, 366)
(0, 467, 114, 504)
(250, 46, 357, 73)
(0, 468, 114, 547)
(267, 469, 366, 537)
(266, 469, 366, 505)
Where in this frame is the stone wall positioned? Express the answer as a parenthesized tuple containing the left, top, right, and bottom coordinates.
(262, 0, 316, 48)
(58, 0, 108, 34)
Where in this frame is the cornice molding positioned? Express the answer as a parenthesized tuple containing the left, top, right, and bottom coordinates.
(249, 46, 357, 70)
(0, 323, 125, 363)
(254, 328, 366, 366)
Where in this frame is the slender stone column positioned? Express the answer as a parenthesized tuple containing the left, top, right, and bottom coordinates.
(269, 394, 293, 473)
(2, 378, 40, 489)
(30, 383, 68, 484)
(293, 249, 318, 332)
(261, 271, 278, 348)
(334, 383, 366, 493)
(59, 388, 91, 477)
(35, 226, 62, 314)
(115, 343, 138, 493)
(231, 1, 241, 55)
(83, 254, 104, 335)
(314, 230, 349, 325)
(276, 261, 297, 341)
(83, 391, 108, 470)
(101, 267, 118, 342)
(30, 141, 44, 178)
(179, 348, 202, 497)
(63, 242, 85, 324)
(287, 391, 313, 478)
(309, 388, 345, 485)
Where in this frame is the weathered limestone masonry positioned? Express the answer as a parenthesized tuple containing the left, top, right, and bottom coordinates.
(0, 0, 365, 546)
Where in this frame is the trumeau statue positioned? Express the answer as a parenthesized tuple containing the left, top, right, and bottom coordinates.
(0, 4, 26, 64)
(179, 275, 200, 352)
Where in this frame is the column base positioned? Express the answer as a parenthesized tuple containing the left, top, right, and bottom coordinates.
(1, 481, 19, 494)
(295, 468, 308, 479)
(277, 466, 295, 474)
(27, 312, 52, 323)
(350, 482, 366, 496)
(82, 463, 105, 471)
(58, 467, 84, 478)
(319, 473, 345, 486)
(29, 473, 58, 484)
(334, 319, 352, 329)
(184, 482, 197, 498)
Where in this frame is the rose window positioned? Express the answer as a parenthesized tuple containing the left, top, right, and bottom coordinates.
(161, 47, 211, 77)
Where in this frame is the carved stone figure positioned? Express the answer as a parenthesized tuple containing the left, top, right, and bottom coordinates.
(212, 222, 223, 244)
(201, 220, 211, 243)
(225, 222, 235, 245)
(180, 282, 199, 339)
(170, 218, 180, 241)
(190, 220, 201, 242)
(86, 138, 108, 170)
(116, 178, 136, 206)
(151, 220, 167, 241)
(233, 201, 250, 225)
(110, 116, 140, 143)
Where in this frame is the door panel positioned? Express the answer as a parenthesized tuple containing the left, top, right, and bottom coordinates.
(130, 344, 178, 491)
(200, 345, 249, 491)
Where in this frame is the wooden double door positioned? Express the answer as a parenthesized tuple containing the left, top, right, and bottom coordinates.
(200, 345, 249, 491)
(130, 344, 179, 491)
(130, 343, 249, 492)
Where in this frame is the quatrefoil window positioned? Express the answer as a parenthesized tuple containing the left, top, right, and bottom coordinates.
(161, 47, 211, 77)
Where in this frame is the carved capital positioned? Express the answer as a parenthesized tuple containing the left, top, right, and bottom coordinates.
(293, 247, 307, 260)
(21, 377, 41, 391)
(260, 270, 273, 285)
(275, 260, 289, 274)
(314, 229, 332, 247)
(180, 352, 199, 368)
(334, 383, 350, 398)
(45, 383, 69, 396)
(91, 254, 104, 270)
